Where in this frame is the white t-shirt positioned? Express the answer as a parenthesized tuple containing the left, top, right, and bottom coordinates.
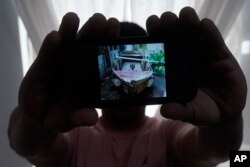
(61, 117, 189, 167)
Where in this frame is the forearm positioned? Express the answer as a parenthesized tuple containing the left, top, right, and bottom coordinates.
(8, 107, 69, 165)
(197, 115, 243, 161)
(178, 116, 243, 165)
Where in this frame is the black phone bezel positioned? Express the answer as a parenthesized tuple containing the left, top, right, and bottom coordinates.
(70, 36, 197, 108)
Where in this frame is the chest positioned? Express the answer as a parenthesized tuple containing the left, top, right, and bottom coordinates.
(74, 129, 167, 167)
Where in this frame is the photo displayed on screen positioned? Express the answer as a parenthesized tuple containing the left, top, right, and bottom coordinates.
(98, 43, 166, 101)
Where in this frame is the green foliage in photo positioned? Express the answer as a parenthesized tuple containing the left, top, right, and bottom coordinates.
(148, 51, 165, 77)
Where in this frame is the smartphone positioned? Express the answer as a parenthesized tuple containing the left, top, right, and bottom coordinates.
(68, 37, 197, 108)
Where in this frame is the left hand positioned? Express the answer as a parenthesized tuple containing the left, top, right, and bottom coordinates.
(146, 7, 247, 126)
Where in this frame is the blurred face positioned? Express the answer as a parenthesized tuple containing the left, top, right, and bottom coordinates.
(100, 22, 148, 130)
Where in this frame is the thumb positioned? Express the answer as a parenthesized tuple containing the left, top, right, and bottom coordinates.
(43, 103, 98, 133)
(160, 103, 205, 126)
(69, 108, 98, 127)
(160, 91, 221, 126)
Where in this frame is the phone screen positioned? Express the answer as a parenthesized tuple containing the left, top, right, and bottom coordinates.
(97, 42, 167, 102)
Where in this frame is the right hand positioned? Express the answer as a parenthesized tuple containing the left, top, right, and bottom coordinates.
(18, 13, 120, 133)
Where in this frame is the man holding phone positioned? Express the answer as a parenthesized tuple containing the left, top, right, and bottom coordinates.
(8, 7, 247, 167)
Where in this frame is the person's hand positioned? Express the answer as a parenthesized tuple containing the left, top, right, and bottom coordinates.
(146, 7, 247, 126)
(18, 13, 120, 132)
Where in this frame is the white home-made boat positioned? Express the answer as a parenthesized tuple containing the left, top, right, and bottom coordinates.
(112, 50, 154, 95)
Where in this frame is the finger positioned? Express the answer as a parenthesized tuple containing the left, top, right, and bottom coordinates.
(59, 12, 80, 42)
(31, 31, 62, 75)
(76, 13, 107, 41)
(179, 7, 200, 28)
(199, 18, 225, 50)
(159, 11, 178, 38)
(199, 18, 236, 68)
(160, 90, 220, 126)
(105, 17, 120, 39)
(146, 15, 160, 36)
(19, 32, 62, 121)
(27, 31, 62, 86)
(19, 84, 48, 123)
(20, 31, 61, 102)
(177, 7, 200, 42)
(43, 102, 69, 132)
(37, 31, 61, 63)
(120, 22, 147, 37)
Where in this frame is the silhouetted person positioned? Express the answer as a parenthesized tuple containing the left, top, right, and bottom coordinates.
(8, 7, 247, 167)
